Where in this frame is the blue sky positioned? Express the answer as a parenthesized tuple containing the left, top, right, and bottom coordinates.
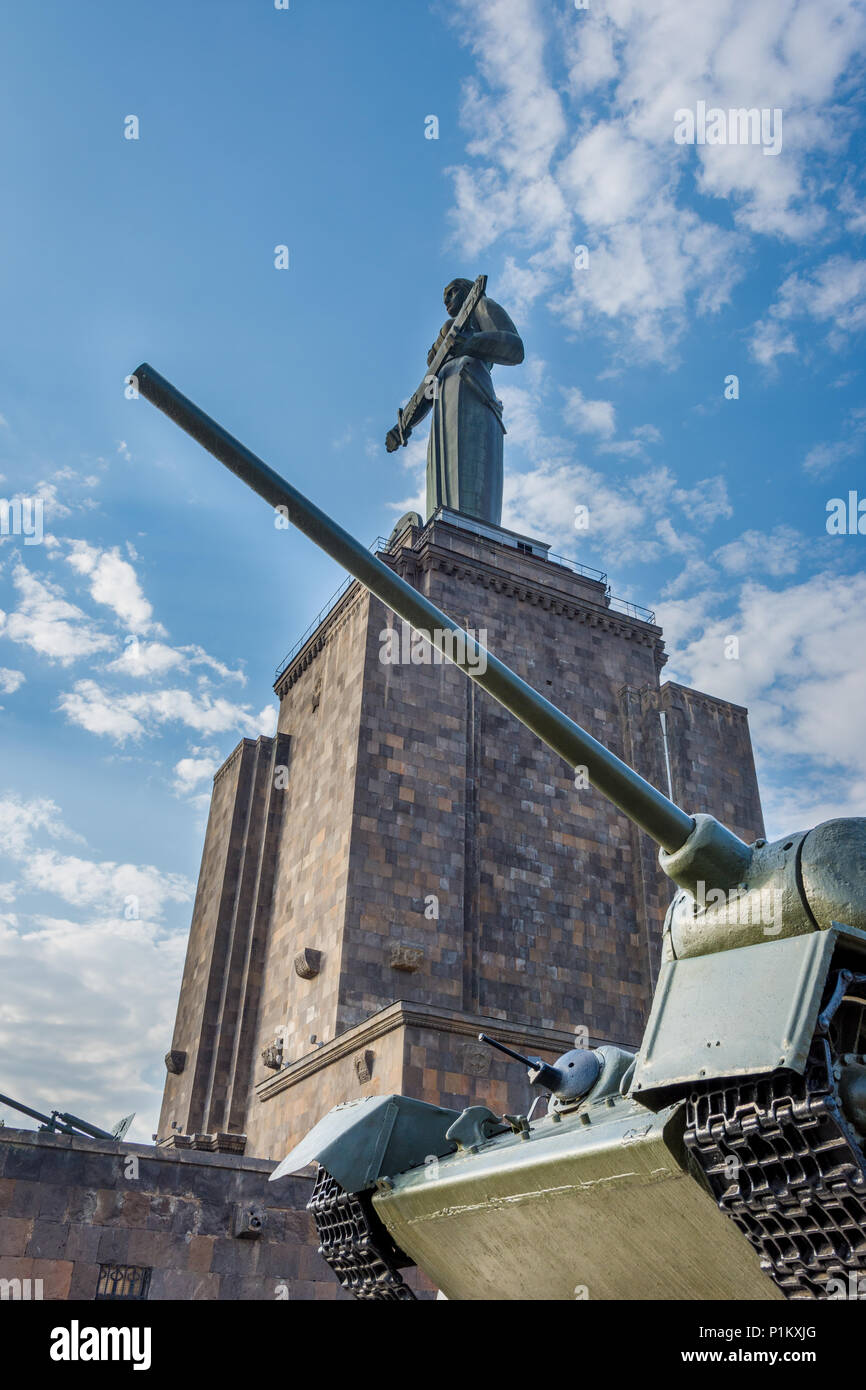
(1, 0, 865, 1140)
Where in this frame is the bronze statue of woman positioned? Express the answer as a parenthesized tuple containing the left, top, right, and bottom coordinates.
(386, 278, 524, 528)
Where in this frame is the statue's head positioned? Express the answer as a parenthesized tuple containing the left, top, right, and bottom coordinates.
(444, 278, 473, 317)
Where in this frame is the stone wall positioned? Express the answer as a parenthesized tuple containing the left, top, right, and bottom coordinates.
(253, 1000, 594, 1154)
(343, 527, 665, 1050)
(257, 590, 371, 1102)
(660, 682, 764, 844)
(158, 733, 292, 1144)
(0, 1127, 401, 1301)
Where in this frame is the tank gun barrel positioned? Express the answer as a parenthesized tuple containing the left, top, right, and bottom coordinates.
(133, 363, 706, 855)
(478, 1034, 559, 1091)
(477, 1033, 544, 1070)
(0, 1091, 115, 1139)
(478, 1033, 603, 1100)
(53, 1111, 116, 1141)
(0, 1090, 55, 1129)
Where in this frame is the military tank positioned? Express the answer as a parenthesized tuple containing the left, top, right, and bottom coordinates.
(134, 361, 866, 1302)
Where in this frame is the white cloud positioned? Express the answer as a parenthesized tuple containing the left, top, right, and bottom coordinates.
(633, 424, 663, 444)
(0, 794, 194, 1139)
(504, 459, 651, 561)
(673, 476, 733, 527)
(839, 182, 866, 236)
(713, 525, 805, 576)
(20, 850, 190, 920)
(59, 683, 145, 739)
(445, 0, 865, 361)
(562, 386, 616, 439)
(66, 541, 162, 635)
(387, 433, 430, 518)
(106, 637, 245, 684)
(749, 317, 798, 369)
(803, 440, 852, 476)
(595, 422, 664, 459)
(0, 795, 78, 859)
(0, 667, 24, 693)
(572, 0, 863, 238)
(0, 739, 203, 1142)
(596, 439, 644, 459)
(555, 205, 744, 360)
(659, 570, 866, 836)
(1, 561, 115, 665)
(561, 122, 664, 229)
(0, 909, 189, 1143)
(445, 0, 569, 257)
(106, 639, 186, 679)
(752, 256, 866, 366)
(496, 254, 555, 320)
(493, 373, 732, 564)
(39, 862, 166, 924)
(173, 754, 220, 796)
(3, 470, 101, 528)
(777, 256, 866, 335)
(59, 679, 276, 744)
(495, 372, 662, 557)
(802, 410, 866, 477)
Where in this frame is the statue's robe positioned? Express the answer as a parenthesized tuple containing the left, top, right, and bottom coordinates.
(425, 296, 524, 527)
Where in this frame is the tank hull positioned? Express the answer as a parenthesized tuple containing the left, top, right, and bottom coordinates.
(371, 1093, 780, 1301)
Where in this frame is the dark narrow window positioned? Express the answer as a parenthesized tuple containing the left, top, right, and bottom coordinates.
(95, 1264, 152, 1300)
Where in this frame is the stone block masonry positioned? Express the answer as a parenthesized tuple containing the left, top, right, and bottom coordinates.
(0, 1127, 433, 1300)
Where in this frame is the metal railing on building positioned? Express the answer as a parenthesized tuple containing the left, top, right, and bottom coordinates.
(274, 524, 655, 682)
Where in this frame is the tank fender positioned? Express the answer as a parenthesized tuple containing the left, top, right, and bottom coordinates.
(268, 1093, 460, 1193)
(631, 923, 866, 1100)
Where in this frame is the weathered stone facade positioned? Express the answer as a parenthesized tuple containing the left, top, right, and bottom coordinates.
(0, 1126, 435, 1301)
(0, 1127, 344, 1300)
(158, 516, 764, 1160)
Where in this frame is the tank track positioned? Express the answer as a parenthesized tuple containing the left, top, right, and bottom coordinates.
(685, 971, 866, 1300)
(308, 1165, 416, 1301)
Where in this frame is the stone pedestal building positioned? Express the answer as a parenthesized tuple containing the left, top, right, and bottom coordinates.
(157, 512, 763, 1160)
